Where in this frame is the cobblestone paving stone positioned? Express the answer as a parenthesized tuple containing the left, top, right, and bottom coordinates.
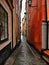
(4, 36, 47, 65)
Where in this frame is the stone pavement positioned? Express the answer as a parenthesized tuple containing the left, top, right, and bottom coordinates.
(4, 36, 47, 65)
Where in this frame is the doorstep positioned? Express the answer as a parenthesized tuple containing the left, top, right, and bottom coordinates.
(41, 50, 49, 64)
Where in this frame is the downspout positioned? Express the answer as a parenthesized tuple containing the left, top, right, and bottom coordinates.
(45, 0, 48, 49)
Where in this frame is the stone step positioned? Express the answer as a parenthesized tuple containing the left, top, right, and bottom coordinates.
(42, 55, 49, 63)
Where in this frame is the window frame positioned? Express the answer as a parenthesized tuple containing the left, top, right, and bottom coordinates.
(0, 4, 8, 44)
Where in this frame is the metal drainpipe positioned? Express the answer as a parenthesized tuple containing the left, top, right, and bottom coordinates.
(45, 0, 48, 49)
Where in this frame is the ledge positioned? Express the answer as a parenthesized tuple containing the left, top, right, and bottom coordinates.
(0, 41, 11, 51)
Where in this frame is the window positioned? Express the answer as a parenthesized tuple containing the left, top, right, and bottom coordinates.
(0, 4, 8, 43)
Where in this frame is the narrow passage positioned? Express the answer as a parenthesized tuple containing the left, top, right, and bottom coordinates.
(4, 36, 47, 65)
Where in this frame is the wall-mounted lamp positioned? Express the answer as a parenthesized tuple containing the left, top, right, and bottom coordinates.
(28, 0, 38, 8)
(28, 0, 32, 6)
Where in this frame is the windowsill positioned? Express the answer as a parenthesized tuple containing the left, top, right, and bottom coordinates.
(0, 40, 11, 51)
(0, 38, 8, 43)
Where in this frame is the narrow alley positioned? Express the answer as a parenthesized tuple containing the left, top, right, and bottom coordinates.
(4, 36, 47, 65)
(0, 0, 49, 65)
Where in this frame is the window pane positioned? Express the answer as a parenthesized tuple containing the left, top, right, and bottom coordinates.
(0, 4, 8, 42)
(4, 13, 8, 39)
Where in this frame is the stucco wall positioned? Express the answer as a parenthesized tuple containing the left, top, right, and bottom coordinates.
(13, 0, 20, 48)
(27, 0, 49, 51)
(28, 0, 42, 51)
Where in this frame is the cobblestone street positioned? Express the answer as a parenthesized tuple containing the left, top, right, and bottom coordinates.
(4, 36, 47, 65)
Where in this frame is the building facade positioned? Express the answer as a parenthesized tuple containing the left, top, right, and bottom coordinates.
(0, 0, 21, 64)
(22, 15, 27, 36)
(26, 0, 49, 62)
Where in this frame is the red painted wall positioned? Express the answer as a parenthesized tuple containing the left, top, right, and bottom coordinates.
(28, 0, 46, 52)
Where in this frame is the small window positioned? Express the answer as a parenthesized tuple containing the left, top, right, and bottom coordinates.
(0, 4, 8, 43)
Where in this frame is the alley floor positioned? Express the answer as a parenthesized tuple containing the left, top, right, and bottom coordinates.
(4, 36, 47, 65)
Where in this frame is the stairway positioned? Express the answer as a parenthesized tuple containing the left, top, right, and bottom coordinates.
(41, 50, 49, 64)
